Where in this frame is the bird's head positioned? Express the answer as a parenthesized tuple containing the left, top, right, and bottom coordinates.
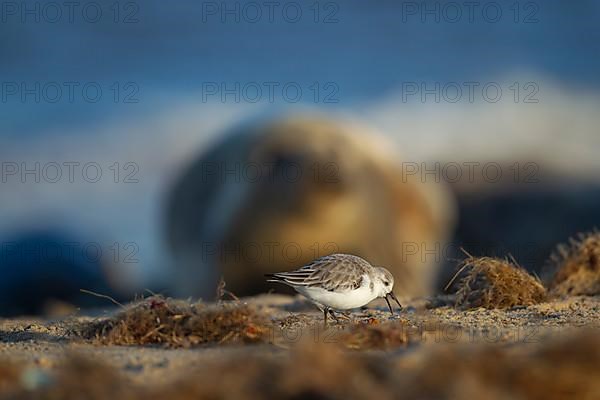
(374, 267, 402, 314)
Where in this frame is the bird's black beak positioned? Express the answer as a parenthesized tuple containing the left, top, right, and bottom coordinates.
(385, 292, 403, 315)
(384, 294, 394, 315)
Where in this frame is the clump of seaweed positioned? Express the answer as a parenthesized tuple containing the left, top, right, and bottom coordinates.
(335, 319, 411, 350)
(272, 316, 432, 351)
(85, 295, 271, 347)
(544, 231, 600, 297)
(451, 256, 546, 309)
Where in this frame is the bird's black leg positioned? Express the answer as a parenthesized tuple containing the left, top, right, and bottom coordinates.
(323, 307, 329, 328)
(328, 308, 341, 323)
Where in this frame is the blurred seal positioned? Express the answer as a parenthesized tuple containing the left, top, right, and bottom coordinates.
(166, 116, 455, 298)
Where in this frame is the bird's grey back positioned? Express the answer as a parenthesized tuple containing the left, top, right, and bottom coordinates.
(278, 253, 374, 292)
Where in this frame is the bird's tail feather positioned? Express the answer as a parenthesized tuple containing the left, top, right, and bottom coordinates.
(265, 273, 285, 283)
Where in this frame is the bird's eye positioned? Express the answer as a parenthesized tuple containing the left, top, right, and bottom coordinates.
(384, 281, 389, 286)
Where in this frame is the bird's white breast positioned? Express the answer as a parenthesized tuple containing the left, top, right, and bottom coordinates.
(294, 274, 378, 310)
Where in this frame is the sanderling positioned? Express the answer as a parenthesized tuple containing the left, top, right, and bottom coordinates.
(265, 253, 402, 325)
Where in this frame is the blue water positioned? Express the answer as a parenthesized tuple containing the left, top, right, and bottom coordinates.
(1, 0, 599, 135)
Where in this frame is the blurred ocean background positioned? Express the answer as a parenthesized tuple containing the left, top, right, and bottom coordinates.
(1, 0, 600, 304)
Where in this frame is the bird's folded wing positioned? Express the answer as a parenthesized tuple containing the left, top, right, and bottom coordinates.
(267, 263, 364, 292)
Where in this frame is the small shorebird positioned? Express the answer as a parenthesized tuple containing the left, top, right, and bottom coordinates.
(266, 253, 402, 325)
